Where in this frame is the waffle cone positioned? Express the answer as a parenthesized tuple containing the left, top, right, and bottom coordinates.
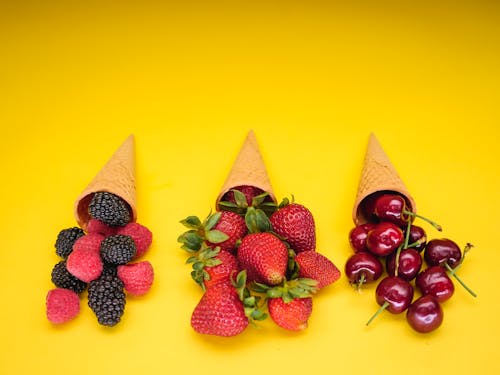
(352, 133, 416, 225)
(216, 130, 276, 208)
(74, 135, 137, 230)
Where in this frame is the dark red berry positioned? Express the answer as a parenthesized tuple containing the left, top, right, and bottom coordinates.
(374, 194, 412, 227)
(366, 222, 404, 257)
(366, 276, 414, 325)
(345, 252, 383, 288)
(349, 223, 376, 253)
(415, 266, 454, 303)
(406, 295, 443, 333)
(406, 225, 427, 252)
(424, 238, 462, 269)
(386, 248, 422, 281)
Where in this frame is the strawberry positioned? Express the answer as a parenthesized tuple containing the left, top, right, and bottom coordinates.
(178, 211, 246, 254)
(295, 251, 341, 289)
(188, 247, 240, 291)
(223, 185, 265, 206)
(218, 186, 276, 216)
(270, 199, 316, 253)
(191, 282, 249, 337)
(206, 211, 247, 254)
(237, 232, 288, 285)
(203, 250, 240, 290)
(268, 297, 313, 331)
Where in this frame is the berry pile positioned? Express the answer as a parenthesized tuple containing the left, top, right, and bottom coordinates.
(346, 192, 476, 333)
(46, 191, 154, 327)
(178, 186, 341, 337)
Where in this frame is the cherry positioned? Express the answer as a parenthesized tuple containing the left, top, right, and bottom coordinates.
(386, 248, 422, 281)
(366, 276, 414, 326)
(366, 222, 404, 257)
(425, 241, 477, 298)
(415, 266, 454, 302)
(374, 193, 442, 231)
(374, 194, 412, 227)
(424, 238, 462, 268)
(345, 252, 383, 289)
(349, 223, 376, 253)
(406, 295, 443, 333)
(359, 191, 384, 223)
(406, 225, 427, 252)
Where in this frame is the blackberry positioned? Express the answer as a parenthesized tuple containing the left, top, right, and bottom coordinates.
(55, 227, 85, 258)
(51, 260, 88, 294)
(87, 267, 126, 326)
(100, 235, 136, 265)
(88, 192, 131, 227)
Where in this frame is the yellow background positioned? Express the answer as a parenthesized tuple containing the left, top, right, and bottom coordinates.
(1, 1, 499, 374)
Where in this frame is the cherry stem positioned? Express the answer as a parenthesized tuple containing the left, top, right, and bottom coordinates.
(454, 243, 474, 271)
(403, 210, 442, 231)
(394, 244, 403, 276)
(356, 273, 366, 292)
(444, 262, 477, 298)
(403, 218, 412, 249)
(366, 301, 389, 326)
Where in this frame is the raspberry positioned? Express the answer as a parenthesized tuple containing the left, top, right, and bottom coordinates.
(72, 233, 104, 254)
(66, 241, 104, 283)
(87, 218, 117, 236)
(100, 235, 136, 265)
(46, 288, 80, 324)
(55, 227, 85, 258)
(88, 267, 126, 326)
(116, 222, 152, 258)
(88, 191, 131, 227)
(117, 261, 154, 296)
(51, 261, 87, 294)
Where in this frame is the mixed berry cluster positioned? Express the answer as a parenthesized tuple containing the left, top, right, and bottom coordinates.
(46, 192, 154, 327)
(346, 192, 476, 333)
(178, 186, 341, 336)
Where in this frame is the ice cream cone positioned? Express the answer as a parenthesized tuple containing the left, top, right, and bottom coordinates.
(74, 135, 137, 230)
(216, 130, 276, 208)
(352, 133, 416, 225)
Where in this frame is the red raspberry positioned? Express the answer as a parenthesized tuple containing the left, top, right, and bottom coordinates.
(46, 288, 80, 324)
(117, 261, 154, 296)
(72, 233, 104, 255)
(116, 222, 152, 259)
(66, 237, 104, 282)
(87, 219, 117, 236)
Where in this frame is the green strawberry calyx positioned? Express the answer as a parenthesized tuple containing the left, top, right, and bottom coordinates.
(218, 189, 277, 217)
(177, 212, 229, 253)
(186, 245, 223, 291)
(232, 270, 268, 323)
(251, 277, 318, 303)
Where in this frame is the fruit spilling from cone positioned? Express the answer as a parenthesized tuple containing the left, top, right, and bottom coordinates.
(178, 131, 341, 336)
(347, 134, 476, 334)
(45, 136, 155, 327)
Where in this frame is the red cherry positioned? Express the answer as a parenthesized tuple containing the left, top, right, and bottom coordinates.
(415, 266, 454, 303)
(424, 238, 462, 268)
(406, 295, 443, 333)
(386, 248, 422, 281)
(366, 276, 414, 325)
(374, 194, 411, 227)
(359, 192, 384, 223)
(349, 223, 376, 253)
(406, 225, 427, 251)
(345, 252, 383, 289)
(366, 222, 404, 257)
(373, 193, 442, 232)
